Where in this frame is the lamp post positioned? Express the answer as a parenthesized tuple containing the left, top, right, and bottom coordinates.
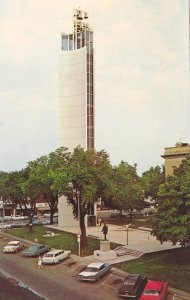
(77, 197, 81, 256)
(126, 224, 131, 245)
(0, 196, 4, 231)
(77, 233, 81, 256)
(2, 201, 5, 231)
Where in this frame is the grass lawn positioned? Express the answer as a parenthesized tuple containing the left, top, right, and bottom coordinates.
(115, 247, 190, 293)
(6, 226, 118, 256)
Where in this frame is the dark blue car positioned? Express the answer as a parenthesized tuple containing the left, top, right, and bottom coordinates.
(22, 244, 50, 257)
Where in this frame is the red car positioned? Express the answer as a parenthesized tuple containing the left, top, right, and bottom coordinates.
(140, 280, 168, 300)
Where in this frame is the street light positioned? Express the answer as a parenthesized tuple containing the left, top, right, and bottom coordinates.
(77, 197, 81, 256)
(77, 233, 81, 256)
(126, 224, 131, 245)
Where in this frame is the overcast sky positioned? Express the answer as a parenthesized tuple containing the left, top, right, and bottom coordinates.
(0, 0, 189, 174)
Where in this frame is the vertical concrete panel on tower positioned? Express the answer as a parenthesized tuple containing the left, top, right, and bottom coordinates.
(59, 47, 87, 150)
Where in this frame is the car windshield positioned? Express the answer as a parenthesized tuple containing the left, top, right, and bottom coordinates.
(8, 242, 17, 246)
(85, 267, 99, 272)
(124, 279, 136, 285)
(144, 290, 160, 296)
(44, 254, 53, 257)
(28, 245, 39, 251)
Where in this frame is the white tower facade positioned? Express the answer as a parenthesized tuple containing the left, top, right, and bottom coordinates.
(58, 9, 96, 228)
(59, 9, 94, 150)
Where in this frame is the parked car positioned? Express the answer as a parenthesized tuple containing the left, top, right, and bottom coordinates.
(78, 262, 111, 282)
(118, 274, 148, 298)
(43, 213, 58, 218)
(0, 223, 12, 229)
(3, 240, 25, 253)
(3, 216, 12, 221)
(22, 244, 51, 257)
(40, 219, 50, 225)
(140, 280, 168, 300)
(10, 222, 27, 228)
(11, 215, 29, 220)
(42, 249, 71, 264)
(32, 219, 42, 226)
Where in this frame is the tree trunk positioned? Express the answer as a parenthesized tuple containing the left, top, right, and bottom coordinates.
(80, 214, 87, 248)
(50, 206, 54, 225)
(129, 210, 133, 225)
(28, 214, 33, 233)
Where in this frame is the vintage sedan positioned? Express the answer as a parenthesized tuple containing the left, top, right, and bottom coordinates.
(118, 274, 148, 298)
(22, 244, 50, 257)
(3, 240, 25, 253)
(0, 223, 12, 229)
(78, 262, 111, 282)
(32, 219, 42, 226)
(42, 249, 71, 264)
(140, 280, 169, 300)
(10, 222, 27, 228)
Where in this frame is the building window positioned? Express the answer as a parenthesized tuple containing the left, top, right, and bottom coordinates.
(62, 35, 68, 51)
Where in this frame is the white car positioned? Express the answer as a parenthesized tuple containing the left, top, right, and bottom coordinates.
(40, 219, 50, 225)
(3, 241, 25, 253)
(0, 223, 12, 229)
(78, 262, 111, 282)
(42, 249, 71, 264)
(12, 215, 28, 220)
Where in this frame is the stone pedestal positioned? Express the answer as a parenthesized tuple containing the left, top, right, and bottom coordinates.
(94, 250, 117, 261)
(100, 240, 111, 252)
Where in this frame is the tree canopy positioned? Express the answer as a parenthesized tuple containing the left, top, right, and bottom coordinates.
(104, 161, 145, 223)
(151, 157, 190, 246)
(52, 146, 113, 247)
(141, 166, 165, 203)
(23, 147, 70, 224)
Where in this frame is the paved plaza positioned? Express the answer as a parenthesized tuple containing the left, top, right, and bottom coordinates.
(48, 223, 180, 264)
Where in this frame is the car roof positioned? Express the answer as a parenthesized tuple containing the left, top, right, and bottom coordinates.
(30, 244, 43, 248)
(45, 249, 63, 254)
(145, 280, 164, 291)
(126, 274, 140, 280)
(8, 240, 19, 244)
(87, 262, 104, 268)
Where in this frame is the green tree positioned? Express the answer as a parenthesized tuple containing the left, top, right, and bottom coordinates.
(105, 161, 144, 224)
(141, 166, 165, 204)
(151, 157, 190, 246)
(25, 147, 70, 225)
(0, 169, 36, 231)
(0, 171, 9, 201)
(52, 146, 113, 247)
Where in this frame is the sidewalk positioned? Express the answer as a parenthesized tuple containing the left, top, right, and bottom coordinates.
(50, 223, 180, 254)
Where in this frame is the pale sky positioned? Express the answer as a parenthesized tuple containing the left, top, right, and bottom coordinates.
(0, 0, 189, 174)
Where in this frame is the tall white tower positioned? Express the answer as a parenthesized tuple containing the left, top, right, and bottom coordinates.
(59, 9, 95, 150)
(58, 9, 96, 228)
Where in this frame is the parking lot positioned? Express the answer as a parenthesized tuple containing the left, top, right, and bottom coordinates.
(0, 234, 126, 300)
(0, 233, 188, 300)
